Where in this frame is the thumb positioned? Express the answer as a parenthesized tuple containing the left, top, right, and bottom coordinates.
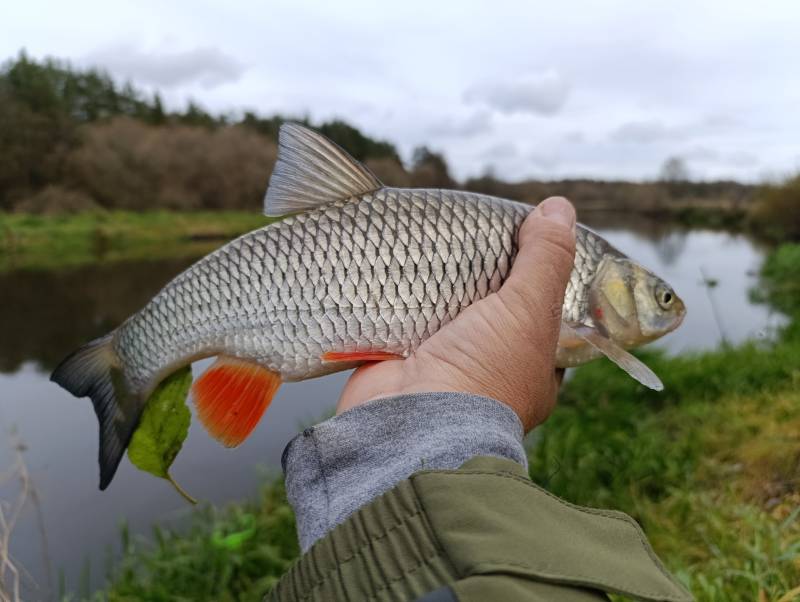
(499, 196, 577, 348)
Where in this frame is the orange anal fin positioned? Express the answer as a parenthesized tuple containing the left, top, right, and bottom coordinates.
(322, 351, 403, 363)
(191, 357, 281, 448)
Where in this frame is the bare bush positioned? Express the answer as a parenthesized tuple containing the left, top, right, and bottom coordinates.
(410, 147, 454, 189)
(365, 158, 411, 187)
(750, 173, 800, 241)
(11, 185, 97, 214)
(1, 434, 49, 602)
(68, 118, 277, 211)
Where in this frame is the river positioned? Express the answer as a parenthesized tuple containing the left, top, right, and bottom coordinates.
(0, 214, 785, 599)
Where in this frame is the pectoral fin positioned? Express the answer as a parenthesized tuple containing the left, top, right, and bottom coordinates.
(562, 323, 664, 391)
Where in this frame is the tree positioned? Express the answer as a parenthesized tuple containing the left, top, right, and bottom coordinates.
(318, 119, 399, 162)
(410, 146, 454, 188)
(660, 156, 690, 182)
(464, 165, 509, 197)
(179, 100, 218, 128)
(149, 93, 166, 125)
(240, 113, 302, 140)
(751, 173, 800, 241)
(0, 52, 422, 211)
(0, 54, 79, 207)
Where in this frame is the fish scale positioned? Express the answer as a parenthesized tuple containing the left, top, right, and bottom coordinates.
(114, 187, 608, 391)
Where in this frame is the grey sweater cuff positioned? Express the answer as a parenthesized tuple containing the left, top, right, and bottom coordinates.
(282, 392, 527, 551)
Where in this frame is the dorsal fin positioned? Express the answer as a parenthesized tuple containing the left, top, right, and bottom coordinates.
(263, 123, 383, 216)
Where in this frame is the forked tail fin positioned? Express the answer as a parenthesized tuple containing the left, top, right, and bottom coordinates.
(50, 333, 142, 490)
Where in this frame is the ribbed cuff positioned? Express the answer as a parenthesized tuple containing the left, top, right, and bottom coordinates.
(282, 392, 527, 551)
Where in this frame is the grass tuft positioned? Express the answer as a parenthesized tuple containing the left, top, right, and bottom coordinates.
(94, 483, 298, 602)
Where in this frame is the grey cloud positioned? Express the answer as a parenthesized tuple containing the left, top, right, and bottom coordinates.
(482, 141, 518, 160)
(684, 146, 720, 162)
(564, 130, 585, 143)
(611, 119, 680, 144)
(726, 151, 758, 167)
(701, 113, 742, 130)
(528, 149, 559, 169)
(464, 70, 570, 116)
(85, 44, 245, 88)
(685, 146, 758, 167)
(428, 111, 492, 137)
(612, 114, 746, 146)
(611, 113, 756, 146)
(479, 144, 557, 174)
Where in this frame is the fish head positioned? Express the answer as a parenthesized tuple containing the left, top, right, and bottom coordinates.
(588, 256, 686, 347)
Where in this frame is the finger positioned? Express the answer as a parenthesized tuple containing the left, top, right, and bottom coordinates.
(499, 197, 576, 349)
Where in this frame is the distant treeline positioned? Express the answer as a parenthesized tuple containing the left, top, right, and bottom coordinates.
(0, 51, 756, 215)
(0, 52, 457, 213)
(464, 175, 754, 214)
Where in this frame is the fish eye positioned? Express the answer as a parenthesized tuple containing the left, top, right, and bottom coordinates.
(655, 284, 674, 310)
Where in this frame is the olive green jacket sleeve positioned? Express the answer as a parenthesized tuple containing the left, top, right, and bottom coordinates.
(267, 456, 693, 602)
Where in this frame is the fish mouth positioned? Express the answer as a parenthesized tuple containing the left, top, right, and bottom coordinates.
(665, 300, 687, 334)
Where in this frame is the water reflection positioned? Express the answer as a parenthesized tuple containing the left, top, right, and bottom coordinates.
(580, 210, 689, 266)
(0, 258, 196, 373)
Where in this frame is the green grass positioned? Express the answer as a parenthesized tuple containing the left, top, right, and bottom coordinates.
(64, 484, 299, 602)
(531, 350, 800, 601)
(70, 244, 800, 602)
(0, 211, 273, 272)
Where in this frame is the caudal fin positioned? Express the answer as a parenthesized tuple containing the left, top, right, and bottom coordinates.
(50, 333, 141, 490)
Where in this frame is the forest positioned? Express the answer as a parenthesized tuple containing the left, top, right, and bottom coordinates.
(0, 52, 452, 214)
(1, 52, 758, 218)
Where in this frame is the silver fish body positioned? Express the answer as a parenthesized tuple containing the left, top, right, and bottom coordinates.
(116, 188, 612, 390)
(52, 123, 683, 489)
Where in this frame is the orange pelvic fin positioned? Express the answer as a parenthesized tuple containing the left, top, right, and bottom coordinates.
(191, 356, 281, 448)
(322, 351, 403, 363)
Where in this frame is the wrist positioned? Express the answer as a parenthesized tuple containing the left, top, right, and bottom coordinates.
(285, 392, 528, 551)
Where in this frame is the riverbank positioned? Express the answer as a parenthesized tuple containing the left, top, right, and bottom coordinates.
(0, 204, 753, 275)
(79, 244, 800, 602)
(0, 211, 273, 273)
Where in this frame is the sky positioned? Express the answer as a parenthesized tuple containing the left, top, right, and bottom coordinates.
(3, 0, 799, 182)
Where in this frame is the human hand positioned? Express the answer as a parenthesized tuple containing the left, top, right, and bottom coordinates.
(336, 196, 577, 432)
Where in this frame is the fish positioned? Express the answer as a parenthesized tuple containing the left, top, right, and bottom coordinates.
(51, 123, 686, 489)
